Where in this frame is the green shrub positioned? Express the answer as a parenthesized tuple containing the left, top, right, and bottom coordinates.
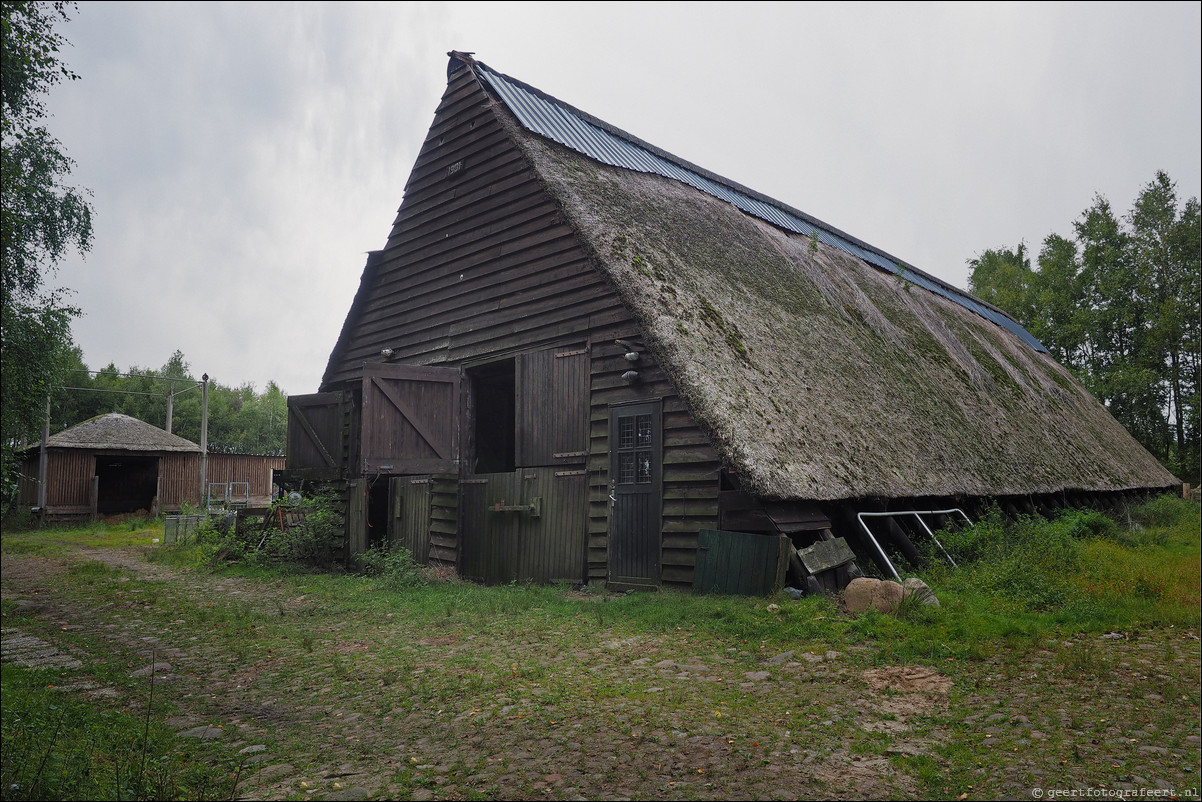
(357, 543, 427, 590)
(195, 491, 343, 569)
(1132, 493, 1199, 529)
(1058, 508, 1120, 542)
(254, 496, 341, 568)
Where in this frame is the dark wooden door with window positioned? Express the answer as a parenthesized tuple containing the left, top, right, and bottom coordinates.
(608, 401, 661, 587)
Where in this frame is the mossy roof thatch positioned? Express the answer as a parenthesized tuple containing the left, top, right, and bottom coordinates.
(43, 413, 200, 453)
(475, 60, 1177, 501)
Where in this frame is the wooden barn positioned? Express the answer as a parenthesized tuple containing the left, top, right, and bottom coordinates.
(16, 413, 284, 522)
(281, 52, 1178, 593)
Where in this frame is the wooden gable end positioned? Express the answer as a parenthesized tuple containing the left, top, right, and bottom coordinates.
(321, 63, 625, 388)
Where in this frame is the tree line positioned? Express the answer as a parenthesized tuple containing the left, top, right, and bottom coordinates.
(969, 171, 1200, 483)
(52, 349, 288, 456)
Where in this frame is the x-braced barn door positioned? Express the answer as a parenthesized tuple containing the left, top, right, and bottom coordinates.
(360, 364, 460, 475)
(286, 391, 348, 479)
(608, 401, 662, 587)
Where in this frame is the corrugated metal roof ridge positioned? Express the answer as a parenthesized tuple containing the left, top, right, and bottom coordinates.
(473, 60, 1046, 353)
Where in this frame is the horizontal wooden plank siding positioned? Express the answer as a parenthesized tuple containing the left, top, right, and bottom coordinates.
(428, 473, 460, 567)
(588, 337, 722, 591)
(322, 68, 615, 387)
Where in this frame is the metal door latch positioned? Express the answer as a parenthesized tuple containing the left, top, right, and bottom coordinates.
(489, 497, 542, 518)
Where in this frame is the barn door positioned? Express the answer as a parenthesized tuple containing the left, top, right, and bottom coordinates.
(516, 347, 589, 467)
(286, 391, 347, 478)
(360, 364, 460, 475)
(608, 401, 662, 587)
(390, 476, 432, 563)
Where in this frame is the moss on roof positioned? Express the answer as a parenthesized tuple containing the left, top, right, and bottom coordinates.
(508, 119, 1177, 500)
(44, 413, 201, 453)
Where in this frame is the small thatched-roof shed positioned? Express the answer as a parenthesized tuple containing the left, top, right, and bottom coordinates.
(44, 413, 202, 453)
(16, 413, 283, 521)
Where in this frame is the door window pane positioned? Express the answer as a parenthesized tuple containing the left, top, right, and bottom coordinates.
(636, 414, 652, 446)
(619, 417, 635, 449)
(636, 450, 652, 483)
(615, 411, 656, 486)
(619, 452, 636, 484)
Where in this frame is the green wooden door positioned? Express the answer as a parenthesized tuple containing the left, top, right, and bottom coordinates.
(694, 529, 789, 596)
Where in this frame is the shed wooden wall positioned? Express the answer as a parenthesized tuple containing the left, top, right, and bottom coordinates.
(157, 452, 200, 510)
(16, 451, 285, 514)
(323, 65, 625, 383)
(317, 64, 722, 589)
(206, 454, 285, 502)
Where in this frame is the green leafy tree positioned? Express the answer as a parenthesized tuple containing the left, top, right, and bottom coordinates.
(967, 243, 1037, 325)
(968, 173, 1201, 482)
(50, 351, 288, 455)
(1128, 173, 1201, 476)
(1, 1, 92, 506)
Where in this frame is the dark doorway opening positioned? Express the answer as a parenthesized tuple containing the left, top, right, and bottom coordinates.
(96, 455, 159, 515)
(469, 359, 516, 474)
(366, 479, 391, 550)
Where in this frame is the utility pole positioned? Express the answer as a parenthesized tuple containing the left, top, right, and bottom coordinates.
(199, 374, 209, 507)
(165, 387, 174, 434)
(37, 397, 50, 511)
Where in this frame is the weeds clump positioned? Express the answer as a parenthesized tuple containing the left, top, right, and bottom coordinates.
(0, 663, 237, 801)
(1131, 493, 1199, 530)
(924, 494, 1200, 629)
(357, 543, 427, 590)
(197, 491, 342, 569)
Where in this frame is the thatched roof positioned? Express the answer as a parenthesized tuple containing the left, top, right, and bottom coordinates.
(475, 60, 1178, 501)
(44, 413, 201, 453)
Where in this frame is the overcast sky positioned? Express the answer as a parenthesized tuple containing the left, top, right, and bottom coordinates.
(42, 1, 1201, 396)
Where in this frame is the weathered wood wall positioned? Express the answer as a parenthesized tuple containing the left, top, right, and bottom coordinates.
(313, 65, 722, 589)
(16, 450, 284, 515)
(205, 454, 285, 503)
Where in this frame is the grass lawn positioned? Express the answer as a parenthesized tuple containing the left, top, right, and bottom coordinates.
(2, 496, 1198, 800)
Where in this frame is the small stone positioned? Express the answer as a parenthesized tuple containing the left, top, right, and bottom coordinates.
(179, 726, 224, 740)
(902, 577, 940, 606)
(131, 662, 173, 677)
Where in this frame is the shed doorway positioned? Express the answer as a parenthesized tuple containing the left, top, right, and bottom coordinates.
(95, 455, 159, 515)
